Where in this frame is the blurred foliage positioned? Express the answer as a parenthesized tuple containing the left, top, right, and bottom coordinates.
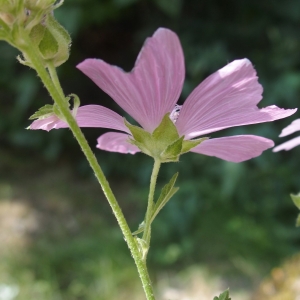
(1, 0, 300, 299)
(253, 253, 300, 300)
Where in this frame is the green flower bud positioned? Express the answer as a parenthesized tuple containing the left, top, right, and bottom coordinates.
(26, 12, 71, 67)
(24, 0, 63, 12)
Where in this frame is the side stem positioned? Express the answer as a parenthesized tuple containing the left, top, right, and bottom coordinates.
(142, 159, 161, 253)
(20, 33, 155, 300)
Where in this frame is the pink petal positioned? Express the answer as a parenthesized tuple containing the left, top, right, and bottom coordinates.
(96, 132, 140, 154)
(30, 115, 62, 131)
(30, 105, 130, 133)
(273, 136, 300, 152)
(176, 59, 297, 139)
(77, 28, 185, 132)
(190, 135, 274, 162)
(279, 118, 300, 137)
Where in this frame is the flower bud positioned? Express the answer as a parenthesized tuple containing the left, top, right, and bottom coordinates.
(27, 12, 71, 67)
(24, 0, 62, 12)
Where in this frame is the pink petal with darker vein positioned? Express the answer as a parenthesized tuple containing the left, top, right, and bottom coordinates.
(279, 118, 300, 137)
(273, 136, 300, 152)
(190, 135, 274, 162)
(77, 28, 185, 132)
(176, 59, 297, 139)
(30, 105, 130, 133)
(96, 132, 140, 154)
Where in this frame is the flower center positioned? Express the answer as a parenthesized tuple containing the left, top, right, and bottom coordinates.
(170, 104, 182, 124)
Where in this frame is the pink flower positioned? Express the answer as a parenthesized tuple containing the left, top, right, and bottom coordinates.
(273, 118, 300, 152)
(30, 28, 296, 162)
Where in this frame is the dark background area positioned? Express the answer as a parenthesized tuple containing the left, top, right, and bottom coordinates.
(1, 0, 300, 299)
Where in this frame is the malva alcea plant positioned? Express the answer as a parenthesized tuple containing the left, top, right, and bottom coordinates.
(0, 1, 297, 299)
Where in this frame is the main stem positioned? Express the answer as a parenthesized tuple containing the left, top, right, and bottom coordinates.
(21, 34, 155, 300)
(142, 159, 161, 251)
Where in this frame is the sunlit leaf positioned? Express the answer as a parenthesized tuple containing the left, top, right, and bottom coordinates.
(151, 172, 179, 223)
(213, 289, 231, 300)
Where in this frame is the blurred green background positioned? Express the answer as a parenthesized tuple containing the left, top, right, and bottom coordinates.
(1, 0, 300, 299)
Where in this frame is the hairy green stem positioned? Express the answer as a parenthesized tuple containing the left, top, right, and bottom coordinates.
(19, 30, 155, 300)
(47, 63, 65, 99)
(142, 159, 161, 252)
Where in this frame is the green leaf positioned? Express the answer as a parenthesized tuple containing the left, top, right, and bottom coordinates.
(181, 137, 208, 154)
(291, 193, 300, 209)
(29, 104, 53, 120)
(151, 173, 179, 223)
(213, 289, 231, 300)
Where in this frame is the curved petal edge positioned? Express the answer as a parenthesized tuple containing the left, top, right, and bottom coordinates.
(96, 132, 140, 154)
(190, 135, 274, 162)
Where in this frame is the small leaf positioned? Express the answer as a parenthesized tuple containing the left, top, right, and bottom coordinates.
(214, 289, 231, 300)
(29, 104, 53, 120)
(181, 137, 208, 154)
(291, 193, 300, 210)
(151, 173, 179, 223)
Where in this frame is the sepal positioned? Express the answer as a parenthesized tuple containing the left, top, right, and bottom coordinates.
(160, 136, 184, 162)
(181, 137, 208, 154)
(152, 113, 179, 145)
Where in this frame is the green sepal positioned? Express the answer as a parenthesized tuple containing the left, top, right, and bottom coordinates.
(38, 24, 59, 60)
(45, 13, 71, 67)
(66, 93, 80, 117)
(150, 172, 179, 223)
(291, 193, 300, 210)
(213, 289, 231, 300)
(124, 119, 152, 144)
(125, 119, 153, 156)
(28, 104, 53, 120)
(160, 136, 184, 162)
(134, 237, 148, 260)
(128, 138, 153, 157)
(181, 137, 208, 154)
(152, 113, 179, 145)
